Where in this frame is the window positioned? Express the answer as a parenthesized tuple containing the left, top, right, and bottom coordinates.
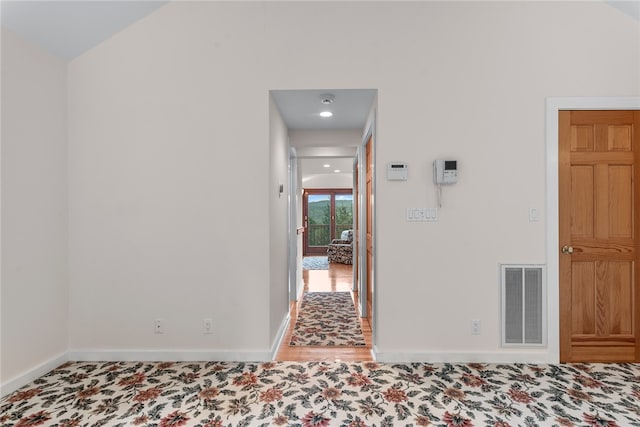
(303, 189, 353, 255)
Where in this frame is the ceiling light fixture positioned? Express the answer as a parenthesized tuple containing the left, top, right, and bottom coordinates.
(334, 169, 341, 173)
(320, 111, 333, 118)
(323, 164, 331, 168)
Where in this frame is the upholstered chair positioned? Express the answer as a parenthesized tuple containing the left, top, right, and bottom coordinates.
(327, 229, 353, 264)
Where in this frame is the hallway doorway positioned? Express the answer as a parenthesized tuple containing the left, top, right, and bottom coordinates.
(270, 88, 377, 361)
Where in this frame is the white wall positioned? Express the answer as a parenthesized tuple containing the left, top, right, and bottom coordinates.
(371, 2, 638, 361)
(66, 2, 272, 356)
(291, 129, 358, 189)
(1, 28, 68, 388)
(290, 129, 361, 148)
(303, 173, 353, 189)
(268, 95, 290, 349)
(62, 1, 638, 361)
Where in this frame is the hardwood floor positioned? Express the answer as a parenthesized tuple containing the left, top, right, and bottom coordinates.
(274, 261, 373, 362)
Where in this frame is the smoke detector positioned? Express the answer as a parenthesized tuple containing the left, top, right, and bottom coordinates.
(320, 94, 335, 105)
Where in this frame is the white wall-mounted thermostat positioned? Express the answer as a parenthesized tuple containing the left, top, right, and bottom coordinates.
(387, 162, 408, 181)
(433, 159, 457, 185)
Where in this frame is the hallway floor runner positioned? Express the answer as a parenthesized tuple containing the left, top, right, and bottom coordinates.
(289, 292, 366, 347)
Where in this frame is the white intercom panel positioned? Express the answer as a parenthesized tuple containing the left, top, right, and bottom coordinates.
(433, 159, 457, 185)
(387, 162, 408, 181)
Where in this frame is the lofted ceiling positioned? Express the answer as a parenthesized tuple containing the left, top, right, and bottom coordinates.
(0, 1, 170, 61)
(1, 1, 637, 63)
(608, 0, 640, 20)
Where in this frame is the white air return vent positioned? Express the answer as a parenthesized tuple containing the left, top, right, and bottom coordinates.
(501, 265, 545, 346)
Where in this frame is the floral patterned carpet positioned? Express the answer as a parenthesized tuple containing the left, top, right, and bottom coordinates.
(2, 361, 640, 427)
(289, 292, 366, 347)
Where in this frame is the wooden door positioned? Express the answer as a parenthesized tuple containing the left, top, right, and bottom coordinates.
(559, 110, 640, 362)
(366, 137, 373, 321)
(354, 157, 360, 292)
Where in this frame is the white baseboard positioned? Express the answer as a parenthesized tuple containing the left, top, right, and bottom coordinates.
(270, 313, 291, 359)
(296, 278, 304, 301)
(1, 352, 69, 398)
(373, 347, 558, 364)
(67, 349, 273, 363)
(2, 348, 277, 397)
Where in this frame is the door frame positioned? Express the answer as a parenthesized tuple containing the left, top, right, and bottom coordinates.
(288, 146, 301, 302)
(357, 117, 375, 326)
(546, 97, 640, 362)
(352, 154, 359, 293)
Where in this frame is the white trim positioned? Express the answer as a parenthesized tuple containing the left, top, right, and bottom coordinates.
(374, 349, 556, 364)
(296, 277, 304, 301)
(288, 144, 298, 303)
(67, 350, 273, 362)
(1, 352, 69, 397)
(357, 141, 367, 317)
(270, 313, 291, 359)
(545, 97, 640, 363)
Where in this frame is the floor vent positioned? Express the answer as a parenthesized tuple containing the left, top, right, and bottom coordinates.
(501, 264, 545, 346)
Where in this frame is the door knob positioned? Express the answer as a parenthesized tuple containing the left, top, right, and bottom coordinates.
(561, 245, 574, 255)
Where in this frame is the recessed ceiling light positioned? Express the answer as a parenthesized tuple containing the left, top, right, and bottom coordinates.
(323, 164, 331, 168)
(334, 169, 341, 173)
(320, 111, 333, 118)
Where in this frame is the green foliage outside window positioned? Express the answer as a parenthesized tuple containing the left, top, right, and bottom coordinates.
(307, 196, 353, 247)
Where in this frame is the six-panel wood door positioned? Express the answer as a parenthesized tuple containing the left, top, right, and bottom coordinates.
(559, 110, 640, 362)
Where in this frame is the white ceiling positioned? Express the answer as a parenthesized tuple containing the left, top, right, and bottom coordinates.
(276, 89, 374, 181)
(607, 0, 640, 20)
(271, 89, 377, 130)
(0, 1, 169, 61)
(3, 1, 636, 63)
